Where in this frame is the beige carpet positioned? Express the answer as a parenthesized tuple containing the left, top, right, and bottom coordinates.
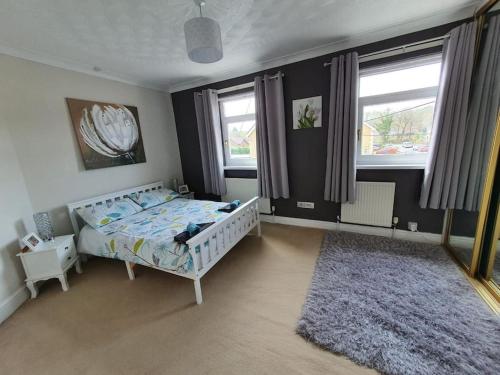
(0, 223, 375, 375)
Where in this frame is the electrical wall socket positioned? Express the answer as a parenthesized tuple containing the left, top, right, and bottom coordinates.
(408, 222, 418, 232)
(297, 201, 315, 209)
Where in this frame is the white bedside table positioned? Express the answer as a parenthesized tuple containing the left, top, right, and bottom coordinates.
(180, 192, 195, 200)
(17, 234, 82, 298)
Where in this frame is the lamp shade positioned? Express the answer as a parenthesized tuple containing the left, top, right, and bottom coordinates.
(184, 16, 223, 63)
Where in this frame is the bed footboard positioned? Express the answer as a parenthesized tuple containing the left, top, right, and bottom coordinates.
(186, 197, 260, 304)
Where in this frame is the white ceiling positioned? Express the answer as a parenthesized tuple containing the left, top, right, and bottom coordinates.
(0, 0, 480, 92)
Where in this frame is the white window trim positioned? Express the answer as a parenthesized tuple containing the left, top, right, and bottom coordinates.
(223, 165, 257, 170)
(219, 92, 257, 168)
(357, 164, 426, 170)
(360, 54, 442, 78)
(357, 55, 441, 169)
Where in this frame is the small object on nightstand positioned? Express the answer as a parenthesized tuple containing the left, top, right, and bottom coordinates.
(17, 234, 82, 298)
(33, 212, 55, 241)
(178, 184, 189, 194)
(180, 191, 195, 200)
(22, 232, 44, 251)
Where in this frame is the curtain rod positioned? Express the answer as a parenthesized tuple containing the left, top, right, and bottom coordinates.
(323, 35, 448, 67)
(196, 73, 284, 96)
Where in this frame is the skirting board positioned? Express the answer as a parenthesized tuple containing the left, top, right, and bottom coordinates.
(0, 286, 29, 325)
(260, 215, 442, 245)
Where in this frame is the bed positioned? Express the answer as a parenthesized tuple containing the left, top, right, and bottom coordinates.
(67, 182, 260, 304)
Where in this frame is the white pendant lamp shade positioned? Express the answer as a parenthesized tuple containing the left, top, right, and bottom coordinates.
(184, 1, 223, 63)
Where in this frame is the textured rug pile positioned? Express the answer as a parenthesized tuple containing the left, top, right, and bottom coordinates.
(297, 231, 500, 375)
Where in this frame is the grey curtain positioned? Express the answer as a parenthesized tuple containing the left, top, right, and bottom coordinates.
(324, 52, 359, 203)
(254, 72, 289, 199)
(457, 15, 500, 211)
(194, 89, 227, 196)
(419, 21, 477, 209)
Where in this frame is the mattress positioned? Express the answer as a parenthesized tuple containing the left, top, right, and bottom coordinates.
(77, 198, 229, 273)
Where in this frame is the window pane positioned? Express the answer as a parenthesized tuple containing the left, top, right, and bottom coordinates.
(360, 62, 441, 97)
(227, 121, 256, 159)
(222, 97, 255, 117)
(361, 98, 435, 156)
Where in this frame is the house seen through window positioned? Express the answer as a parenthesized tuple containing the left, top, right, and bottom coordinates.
(358, 55, 442, 167)
(219, 92, 257, 167)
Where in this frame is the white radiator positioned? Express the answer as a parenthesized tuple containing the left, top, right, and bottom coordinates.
(341, 182, 396, 228)
(222, 178, 271, 214)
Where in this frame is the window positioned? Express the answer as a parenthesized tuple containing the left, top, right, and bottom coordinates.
(219, 92, 257, 168)
(357, 55, 442, 167)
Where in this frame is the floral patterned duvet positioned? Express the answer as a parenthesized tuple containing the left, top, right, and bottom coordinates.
(77, 198, 229, 273)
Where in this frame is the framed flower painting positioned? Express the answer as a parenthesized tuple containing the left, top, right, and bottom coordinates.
(292, 96, 322, 129)
(66, 98, 146, 170)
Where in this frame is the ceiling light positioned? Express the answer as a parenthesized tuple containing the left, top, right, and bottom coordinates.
(184, 0, 223, 64)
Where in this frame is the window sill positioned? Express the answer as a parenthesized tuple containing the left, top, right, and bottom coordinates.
(357, 164, 425, 170)
(224, 166, 257, 170)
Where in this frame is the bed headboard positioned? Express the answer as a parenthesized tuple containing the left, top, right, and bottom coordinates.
(67, 181, 164, 238)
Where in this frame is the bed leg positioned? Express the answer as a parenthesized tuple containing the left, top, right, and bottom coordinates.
(125, 261, 135, 280)
(194, 278, 203, 305)
(257, 221, 262, 237)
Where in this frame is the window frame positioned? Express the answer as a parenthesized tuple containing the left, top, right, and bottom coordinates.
(357, 54, 442, 169)
(219, 91, 257, 168)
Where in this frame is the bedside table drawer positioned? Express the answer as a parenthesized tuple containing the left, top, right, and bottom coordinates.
(61, 249, 77, 269)
(56, 241, 76, 268)
(180, 192, 195, 200)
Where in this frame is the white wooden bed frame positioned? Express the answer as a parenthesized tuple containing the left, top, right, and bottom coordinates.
(67, 181, 260, 304)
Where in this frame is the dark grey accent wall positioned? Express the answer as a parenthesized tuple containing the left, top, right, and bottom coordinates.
(171, 21, 469, 234)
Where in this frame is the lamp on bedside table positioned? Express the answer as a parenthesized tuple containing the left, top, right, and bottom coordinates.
(33, 212, 54, 241)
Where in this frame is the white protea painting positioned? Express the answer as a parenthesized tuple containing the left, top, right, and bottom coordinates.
(67, 99, 146, 170)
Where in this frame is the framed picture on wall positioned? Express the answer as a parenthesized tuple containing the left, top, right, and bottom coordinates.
(66, 98, 146, 170)
(293, 96, 322, 129)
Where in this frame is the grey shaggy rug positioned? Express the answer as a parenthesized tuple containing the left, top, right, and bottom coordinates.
(297, 231, 500, 375)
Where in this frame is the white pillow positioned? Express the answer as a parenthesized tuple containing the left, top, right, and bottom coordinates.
(130, 188, 179, 209)
(76, 198, 143, 228)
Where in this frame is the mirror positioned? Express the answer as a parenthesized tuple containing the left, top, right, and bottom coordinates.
(445, 116, 499, 275)
(448, 210, 480, 269)
(480, 166, 500, 298)
(491, 243, 499, 287)
(489, 219, 500, 287)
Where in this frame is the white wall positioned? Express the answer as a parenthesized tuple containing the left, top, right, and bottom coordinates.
(0, 54, 183, 234)
(0, 125, 34, 322)
(0, 54, 183, 321)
